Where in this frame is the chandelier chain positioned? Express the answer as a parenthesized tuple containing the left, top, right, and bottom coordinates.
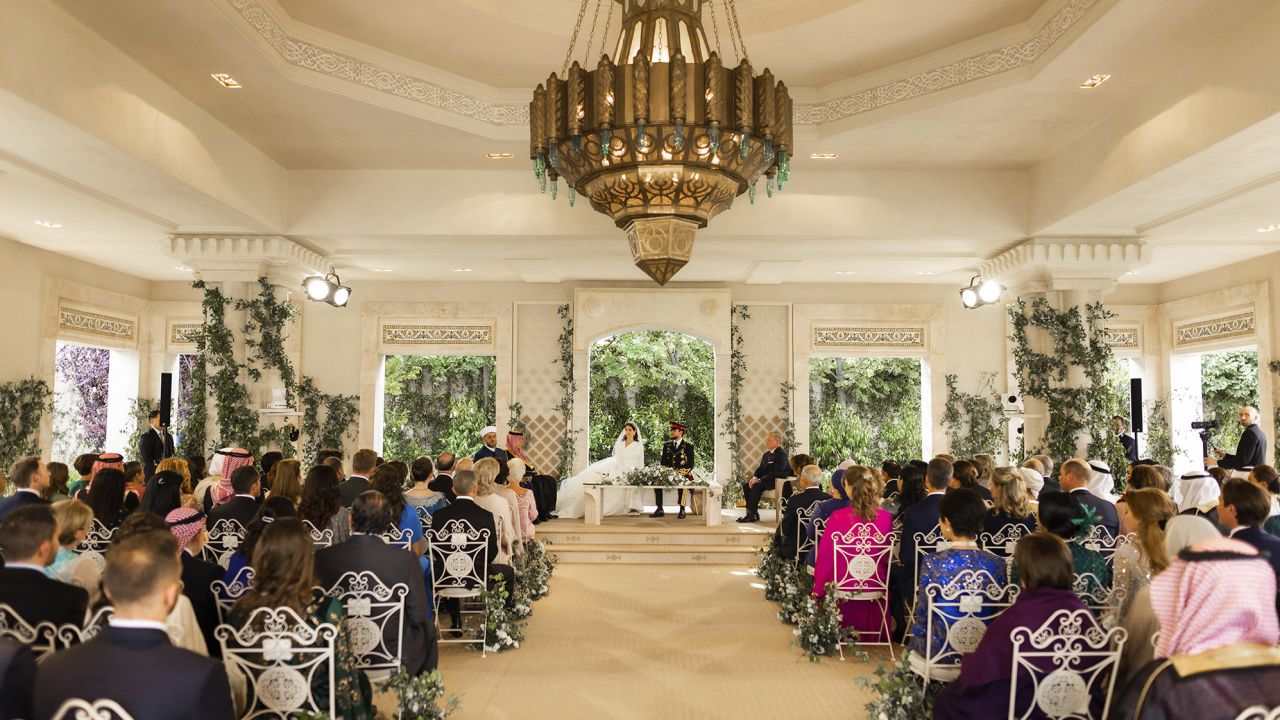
(582, 0, 603, 65)
(561, 0, 591, 76)
(707, 0, 724, 57)
(596, 0, 615, 60)
(726, 0, 748, 63)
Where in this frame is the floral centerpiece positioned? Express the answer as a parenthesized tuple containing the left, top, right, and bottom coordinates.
(594, 464, 714, 487)
(794, 583, 844, 661)
(857, 653, 943, 720)
(379, 669, 460, 719)
(475, 575, 525, 653)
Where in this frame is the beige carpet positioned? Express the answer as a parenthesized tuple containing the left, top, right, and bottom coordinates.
(432, 564, 883, 720)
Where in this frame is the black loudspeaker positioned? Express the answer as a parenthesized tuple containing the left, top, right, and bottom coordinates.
(1130, 378, 1144, 433)
(159, 373, 173, 427)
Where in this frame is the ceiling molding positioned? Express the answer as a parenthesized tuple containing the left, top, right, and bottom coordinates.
(212, 0, 1110, 139)
(0, 150, 178, 231)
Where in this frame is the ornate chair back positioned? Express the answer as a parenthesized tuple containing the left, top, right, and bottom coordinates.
(380, 525, 413, 550)
(1009, 608, 1126, 720)
(1072, 572, 1123, 627)
(979, 523, 1033, 575)
(920, 569, 1018, 682)
(908, 524, 951, 620)
(74, 519, 115, 574)
(414, 504, 433, 531)
(427, 518, 491, 654)
(830, 524, 897, 658)
(794, 503, 818, 563)
(0, 602, 84, 661)
(51, 699, 136, 720)
(1080, 527, 1128, 568)
(212, 566, 256, 626)
(201, 519, 248, 570)
(216, 605, 338, 719)
(1233, 707, 1280, 720)
(301, 520, 333, 550)
(322, 571, 408, 680)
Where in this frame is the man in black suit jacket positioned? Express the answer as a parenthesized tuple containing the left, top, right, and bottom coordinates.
(774, 465, 828, 560)
(35, 530, 234, 720)
(139, 409, 175, 478)
(0, 505, 88, 628)
(340, 448, 379, 507)
(0, 637, 35, 720)
(1211, 406, 1268, 471)
(1219, 479, 1280, 615)
(741, 431, 790, 524)
(206, 466, 261, 527)
(0, 456, 51, 523)
(889, 457, 952, 641)
(1060, 459, 1120, 538)
(429, 452, 457, 500)
(315, 491, 438, 674)
(427, 470, 516, 630)
(169, 511, 224, 659)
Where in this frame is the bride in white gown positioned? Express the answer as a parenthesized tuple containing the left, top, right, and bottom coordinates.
(555, 422, 646, 519)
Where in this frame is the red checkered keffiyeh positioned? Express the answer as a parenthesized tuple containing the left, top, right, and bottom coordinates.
(210, 448, 254, 507)
(1151, 536, 1279, 658)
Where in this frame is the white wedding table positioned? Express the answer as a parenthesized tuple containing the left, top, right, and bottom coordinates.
(582, 483, 723, 526)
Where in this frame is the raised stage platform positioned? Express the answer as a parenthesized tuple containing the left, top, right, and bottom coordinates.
(538, 508, 779, 565)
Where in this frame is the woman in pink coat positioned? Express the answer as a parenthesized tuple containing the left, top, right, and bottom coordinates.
(813, 465, 894, 640)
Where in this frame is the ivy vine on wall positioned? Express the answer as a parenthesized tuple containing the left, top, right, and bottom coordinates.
(779, 381, 798, 456)
(176, 352, 207, 457)
(1142, 397, 1175, 467)
(941, 373, 1005, 460)
(554, 304, 578, 479)
(0, 378, 51, 472)
(297, 376, 359, 465)
(720, 304, 749, 506)
(239, 277, 298, 404)
(191, 280, 261, 453)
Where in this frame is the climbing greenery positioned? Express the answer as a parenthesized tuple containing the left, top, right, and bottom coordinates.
(779, 381, 798, 456)
(176, 353, 206, 457)
(721, 305, 750, 506)
(808, 358, 922, 468)
(1009, 298, 1128, 483)
(381, 355, 495, 461)
(555, 304, 579, 479)
(239, 277, 298, 403)
(297, 377, 359, 465)
(1143, 397, 1175, 467)
(1199, 349, 1259, 453)
(192, 280, 261, 453)
(0, 378, 51, 472)
(125, 397, 157, 461)
(942, 372, 1005, 459)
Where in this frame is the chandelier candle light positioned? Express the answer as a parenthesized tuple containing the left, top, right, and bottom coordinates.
(530, 0, 794, 285)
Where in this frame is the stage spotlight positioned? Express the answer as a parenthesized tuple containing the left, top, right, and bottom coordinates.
(978, 279, 1003, 303)
(303, 275, 332, 301)
(301, 271, 352, 307)
(960, 275, 1004, 309)
(960, 287, 979, 308)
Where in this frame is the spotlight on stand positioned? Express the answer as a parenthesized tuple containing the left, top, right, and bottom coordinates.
(960, 275, 1004, 309)
(300, 271, 351, 307)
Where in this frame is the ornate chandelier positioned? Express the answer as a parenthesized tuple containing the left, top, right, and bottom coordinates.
(530, 0, 794, 285)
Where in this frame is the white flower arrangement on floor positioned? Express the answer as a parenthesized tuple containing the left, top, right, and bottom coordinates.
(476, 575, 526, 653)
(794, 582, 845, 662)
(755, 546, 789, 603)
(774, 563, 811, 625)
(856, 653, 942, 720)
(379, 669, 460, 719)
(511, 539, 558, 618)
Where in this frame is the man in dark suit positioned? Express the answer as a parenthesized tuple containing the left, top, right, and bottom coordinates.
(1112, 415, 1138, 464)
(1219, 480, 1280, 611)
(139, 409, 175, 478)
(740, 431, 790, 524)
(1211, 406, 1268, 471)
(473, 426, 508, 463)
(167, 509, 224, 658)
(428, 470, 516, 632)
(315, 491, 437, 674)
(889, 457, 952, 641)
(1060, 459, 1120, 538)
(206, 466, 261, 527)
(339, 448, 379, 507)
(0, 456, 51, 522)
(35, 530, 234, 720)
(429, 452, 457, 501)
(0, 505, 89, 627)
(0, 637, 35, 720)
(774, 464, 827, 560)
(654, 422, 695, 519)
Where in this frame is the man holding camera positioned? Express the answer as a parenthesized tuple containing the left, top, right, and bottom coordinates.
(1206, 406, 1268, 471)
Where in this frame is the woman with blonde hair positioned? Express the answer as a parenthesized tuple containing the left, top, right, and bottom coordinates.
(47, 499, 101, 603)
(267, 459, 303, 505)
(812, 466, 893, 641)
(473, 457, 519, 565)
(155, 457, 192, 494)
(984, 466, 1037, 535)
(1107, 488, 1175, 627)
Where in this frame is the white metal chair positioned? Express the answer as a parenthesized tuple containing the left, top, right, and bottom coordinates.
(0, 602, 86, 661)
(51, 698, 136, 720)
(427, 518, 491, 655)
(301, 520, 333, 550)
(830, 524, 898, 659)
(1009, 608, 1127, 720)
(978, 522, 1033, 575)
(1080, 527, 1129, 568)
(1234, 707, 1280, 720)
(803, 516, 828, 574)
(1073, 572, 1123, 628)
(322, 571, 408, 682)
(913, 569, 1018, 682)
(211, 566, 256, 626)
(907, 524, 951, 621)
(414, 504, 433, 531)
(216, 606, 338, 719)
(380, 525, 414, 550)
(74, 519, 115, 574)
(201, 519, 248, 570)
(794, 503, 818, 563)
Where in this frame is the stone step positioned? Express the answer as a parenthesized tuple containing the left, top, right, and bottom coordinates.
(545, 543, 762, 565)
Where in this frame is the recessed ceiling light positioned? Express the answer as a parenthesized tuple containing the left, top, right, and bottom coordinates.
(371, 268, 392, 273)
(1079, 74, 1111, 89)
(34, 220, 62, 228)
(211, 73, 242, 89)
(916, 271, 938, 276)
(450, 267, 473, 273)
(1124, 271, 1139, 276)
(809, 153, 839, 160)
(835, 271, 856, 276)
(175, 266, 193, 272)
(1257, 224, 1279, 233)
(485, 152, 514, 160)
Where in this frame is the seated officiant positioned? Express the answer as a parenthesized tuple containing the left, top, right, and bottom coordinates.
(740, 431, 790, 524)
(474, 426, 508, 463)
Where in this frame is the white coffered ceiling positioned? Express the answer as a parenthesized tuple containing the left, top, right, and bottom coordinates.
(1, 0, 1279, 286)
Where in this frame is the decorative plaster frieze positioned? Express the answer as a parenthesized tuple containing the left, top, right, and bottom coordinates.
(169, 322, 203, 347)
(979, 238, 1149, 295)
(1104, 327, 1139, 350)
(382, 324, 495, 346)
(813, 326, 925, 350)
(1174, 312, 1255, 348)
(58, 303, 136, 341)
(167, 235, 330, 285)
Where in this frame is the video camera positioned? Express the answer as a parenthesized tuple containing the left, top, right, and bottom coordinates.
(1190, 419, 1220, 431)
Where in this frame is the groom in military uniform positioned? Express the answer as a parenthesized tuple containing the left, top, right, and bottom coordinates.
(653, 422, 695, 519)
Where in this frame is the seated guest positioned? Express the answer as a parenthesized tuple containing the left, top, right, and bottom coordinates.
(73, 452, 125, 503)
(201, 448, 254, 512)
(1176, 470, 1224, 531)
(892, 463, 928, 518)
(139, 468, 185, 518)
(107, 512, 208, 655)
(505, 458, 538, 539)
(1244, 465, 1280, 533)
(1218, 480, 1280, 614)
(474, 426, 508, 463)
(316, 448, 344, 464)
(370, 464, 427, 558)
(222, 496, 298, 582)
(0, 456, 51, 521)
(207, 466, 262, 527)
(405, 456, 448, 520)
(0, 505, 89, 626)
(0, 637, 36, 720)
(493, 458, 527, 542)
(784, 452, 816, 502)
(46, 461, 70, 502)
(167, 508, 225, 658)
(741, 431, 790, 524)
(259, 451, 283, 487)
(813, 466, 893, 642)
(1059, 458, 1119, 538)
(86, 467, 140, 530)
(339, 448, 379, 507)
(48, 499, 102, 603)
(1127, 464, 1168, 492)
(984, 466, 1037, 536)
(1012, 492, 1111, 598)
(472, 458, 519, 566)
(323, 455, 347, 482)
(934, 534, 1100, 720)
(972, 453, 996, 491)
(1112, 537, 1280, 720)
(267, 459, 303, 506)
(890, 457, 952, 640)
(1017, 467, 1044, 513)
(315, 491, 437, 674)
(123, 460, 146, 499)
(33, 530, 234, 720)
(66, 452, 98, 498)
(1106, 489, 1174, 628)
(430, 470, 517, 632)
(185, 453, 208, 484)
(803, 464, 852, 568)
(774, 464, 828, 561)
(157, 457, 194, 496)
(429, 452, 457, 500)
(231, 519, 373, 718)
(505, 430, 559, 522)
(881, 460, 902, 498)
(908, 489, 1006, 670)
(299, 464, 351, 545)
(951, 460, 992, 503)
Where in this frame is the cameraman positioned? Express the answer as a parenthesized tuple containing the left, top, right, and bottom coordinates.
(1206, 406, 1267, 471)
